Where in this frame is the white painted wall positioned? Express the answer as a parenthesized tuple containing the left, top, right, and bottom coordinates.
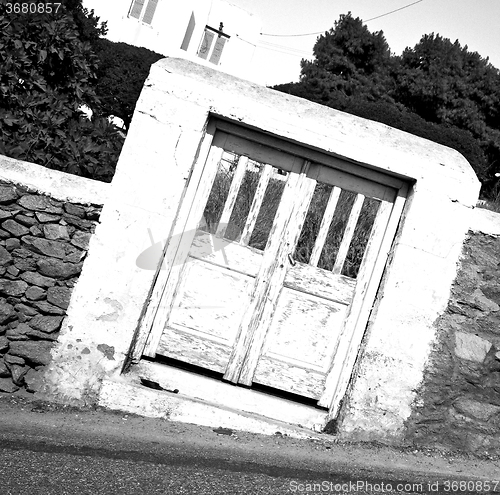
(39, 57, 480, 442)
(83, 0, 261, 81)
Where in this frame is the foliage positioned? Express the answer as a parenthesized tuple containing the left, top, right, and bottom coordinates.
(0, 1, 123, 182)
(274, 14, 500, 199)
(299, 13, 396, 106)
(93, 39, 164, 130)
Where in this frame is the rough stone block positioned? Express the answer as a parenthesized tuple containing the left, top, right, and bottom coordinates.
(0, 299, 15, 324)
(32, 301, 65, 315)
(35, 212, 60, 223)
(47, 286, 71, 310)
(64, 203, 86, 218)
(455, 332, 492, 362)
(29, 225, 43, 236)
(29, 315, 63, 333)
(6, 266, 19, 277)
(37, 258, 81, 279)
(0, 358, 10, 377)
(9, 340, 54, 366)
(43, 224, 70, 241)
(14, 303, 39, 317)
(0, 186, 18, 205)
(63, 215, 93, 230)
(454, 398, 500, 421)
(18, 195, 51, 211)
(15, 214, 37, 227)
(0, 245, 12, 266)
(4, 353, 25, 366)
(10, 364, 28, 386)
(5, 238, 21, 251)
(71, 231, 92, 250)
(25, 286, 46, 301)
(0, 280, 28, 297)
(20, 271, 55, 288)
(24, 367, 44, 393)
(25, 329, 58, 341)
(0, 377, 19, 393)
(22, 236, 66, 259)
(0, 335, 9, 352)
(6, 323, 31, 341)
(1, 219, 29, 237)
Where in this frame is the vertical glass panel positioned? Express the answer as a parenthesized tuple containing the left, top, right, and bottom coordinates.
(248, 168, 288, 250)
(224, 161, 261, 242)
(317, 189, 357, 272)
(293, 182, 333, 264)
(201, 151, 237, 233)
(342, 197, 380, 278)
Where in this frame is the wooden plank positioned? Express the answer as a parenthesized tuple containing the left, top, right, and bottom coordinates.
(258, 288, 348, 373)
(309, 186, 341, 267)
(252, 356, 326, 400)
(227, 161, 318, 386)
(223, 158, 308, 383)
(166, 258, 252, 344)
(142, 131, 229, 357)
(213, 119, 406, 190)
(222, 134, 304, 174)
(318, 185, 408, 412)
(332, 193, 365, 275)
(132, 360, 328, 430)
(240, 163, 272, 245)
(157, 327, 231, 374)
(283, 262, 355, 305)
(189, 230, 262, 277)
(311, 165, 396, 203)
(216, 155, 249, 237)
(131, 123, 222, 361)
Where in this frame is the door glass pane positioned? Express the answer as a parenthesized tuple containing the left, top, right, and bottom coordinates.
(201, 150, 236, 233)
(247, 168, 287, 250)
(200, 151, 287, 251)
(224, 161, 260, 242)
(342, 196, 380, 278)
(293, 183, 381, 279)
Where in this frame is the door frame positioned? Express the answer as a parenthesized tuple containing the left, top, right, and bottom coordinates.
(130, 116, 409, 420)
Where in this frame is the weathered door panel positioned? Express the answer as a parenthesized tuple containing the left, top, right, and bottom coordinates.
(145, 123, 406, 410)
(252, 287, 350, 398)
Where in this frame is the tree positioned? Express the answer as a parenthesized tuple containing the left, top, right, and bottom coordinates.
(93, 39, 164, 130)
(0, 1, 123, 182)
(299, 13, 396, 106)
(394, 34, 500, 194)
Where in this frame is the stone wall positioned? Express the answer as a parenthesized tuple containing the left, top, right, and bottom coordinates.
(0, 155, 108, 395)
(405, 208, 500, 455)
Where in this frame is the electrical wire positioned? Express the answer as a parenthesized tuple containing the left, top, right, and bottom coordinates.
(260, 0, 424, 37)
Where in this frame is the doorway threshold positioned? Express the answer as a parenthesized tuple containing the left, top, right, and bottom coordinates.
(97, 360, 330, 437)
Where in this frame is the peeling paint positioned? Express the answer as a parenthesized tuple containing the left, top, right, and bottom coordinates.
(97, 344, 116, 361)
(97, 298, 123, 322)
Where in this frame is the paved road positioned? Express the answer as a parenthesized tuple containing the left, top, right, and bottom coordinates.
(0, 394, 498, 495)
(0, 436, 436, 495)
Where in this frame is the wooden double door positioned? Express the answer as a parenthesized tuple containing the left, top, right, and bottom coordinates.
(142, 122, 406, 408)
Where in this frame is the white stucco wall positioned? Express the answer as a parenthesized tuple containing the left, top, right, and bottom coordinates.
(40, 57, 480, 441)
(83, 0, 260, 81)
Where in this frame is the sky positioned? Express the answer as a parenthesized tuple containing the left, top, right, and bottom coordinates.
(229, 0, 500, 86)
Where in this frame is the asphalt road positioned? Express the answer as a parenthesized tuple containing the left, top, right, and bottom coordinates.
(0, 393, 499, 495)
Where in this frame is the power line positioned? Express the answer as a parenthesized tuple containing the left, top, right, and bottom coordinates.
(260, 0, 424, 37)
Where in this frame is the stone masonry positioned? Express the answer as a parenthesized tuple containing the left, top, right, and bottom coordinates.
(0, 180, 101, 394)
(405, 230, 500, 455)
